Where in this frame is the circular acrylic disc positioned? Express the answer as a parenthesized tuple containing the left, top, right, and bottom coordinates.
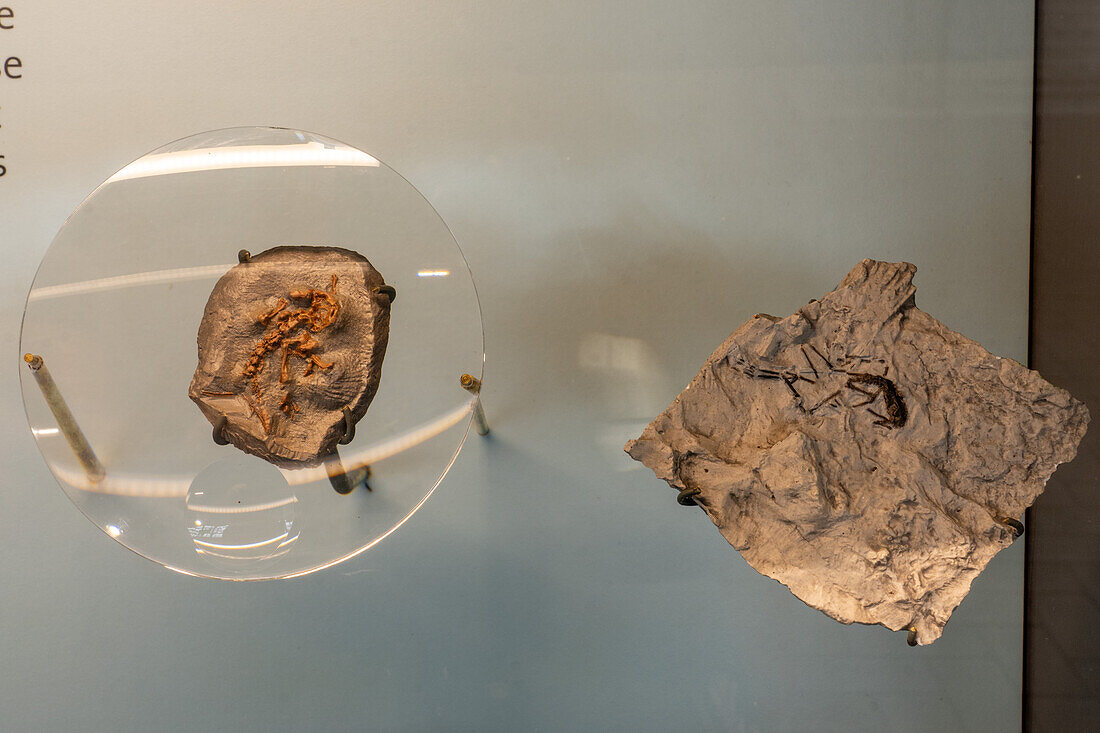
(20, 126, 484, 579)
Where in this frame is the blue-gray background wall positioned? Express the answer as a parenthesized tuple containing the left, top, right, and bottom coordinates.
(1, 3, 1034, 731)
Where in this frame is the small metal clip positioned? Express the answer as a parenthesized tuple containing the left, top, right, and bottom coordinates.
(338, 406, 355, 445)
(373, 284, 397, 302)
(212, 415, 230, 445)
(906, 627, 918, 647)
(238, 249, 251, 263)
(998, 516, 1025, 539)
(677, 487, 703, 506)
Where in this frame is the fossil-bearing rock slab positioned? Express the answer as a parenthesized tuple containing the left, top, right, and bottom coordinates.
(625, 259, 1089, 644)
(190, 246, 392, 467)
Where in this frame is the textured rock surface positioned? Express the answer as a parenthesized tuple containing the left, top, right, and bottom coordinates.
(190, 246, 391, 467)
(626, 259, 1089, 644)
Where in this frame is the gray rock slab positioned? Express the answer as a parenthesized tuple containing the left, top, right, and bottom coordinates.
(190, 245, 392, 467)
(626, 259, 1089, 644)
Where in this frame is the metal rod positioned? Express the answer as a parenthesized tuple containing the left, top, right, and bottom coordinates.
(23, 353, 106, 483)
(998, 516, 1025, 539)
(460, 374, 490, 436)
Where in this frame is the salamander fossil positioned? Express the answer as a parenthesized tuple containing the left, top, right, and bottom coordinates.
(844, 372, 907, 428)
(733, 344, 908, 428)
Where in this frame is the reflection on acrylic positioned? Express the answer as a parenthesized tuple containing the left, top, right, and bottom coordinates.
(186, 458, 299, 566)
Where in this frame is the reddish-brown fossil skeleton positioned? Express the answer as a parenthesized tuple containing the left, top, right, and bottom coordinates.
(190, 245, 393, 468)
(241, 274, 341, 432)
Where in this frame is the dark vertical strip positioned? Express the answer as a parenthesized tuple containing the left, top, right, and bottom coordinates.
(1025, 1, 1100, 730)
(1022, 1, 1040, 727)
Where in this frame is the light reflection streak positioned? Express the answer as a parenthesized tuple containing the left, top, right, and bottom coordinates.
(416, 270, 450, 277)
(194, 533, 299, 561)
(193, 532, 288, 551)
(29, 264, 234, 301)
(279, 398, 474, 486)
(277, 533, 301, 549)
(51, 397, 476, 498)
(32, 427, 59, 436)
(106, 142, 379, 183)
(28, 259, 379, 302)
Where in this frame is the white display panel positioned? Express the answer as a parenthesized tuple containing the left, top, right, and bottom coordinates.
(0, 2, 1033, 730)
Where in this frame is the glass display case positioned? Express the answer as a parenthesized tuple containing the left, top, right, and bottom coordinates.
(3, 3, 1096, 732)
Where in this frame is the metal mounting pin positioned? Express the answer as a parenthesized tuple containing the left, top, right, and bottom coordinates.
(460, 374, 490, 436)
(23, 353, 106, 484)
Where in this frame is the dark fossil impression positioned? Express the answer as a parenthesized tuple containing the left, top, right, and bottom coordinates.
(189, 246, 393, 467)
